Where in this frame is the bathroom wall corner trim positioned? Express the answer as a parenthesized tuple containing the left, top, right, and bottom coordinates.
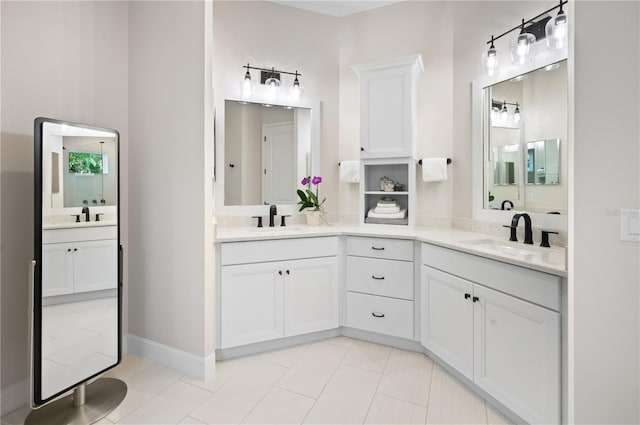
(126, 334, 215, 380)
(1, 378, 28, 416)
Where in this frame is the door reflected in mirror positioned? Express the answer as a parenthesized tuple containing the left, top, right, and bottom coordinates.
(484, 60, 567, 214)
(224, 100, 311, 206)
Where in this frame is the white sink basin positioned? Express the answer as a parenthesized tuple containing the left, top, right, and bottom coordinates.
(461, 238, 549, 259)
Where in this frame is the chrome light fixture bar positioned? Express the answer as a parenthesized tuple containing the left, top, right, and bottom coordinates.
(483, 0, 568, 75)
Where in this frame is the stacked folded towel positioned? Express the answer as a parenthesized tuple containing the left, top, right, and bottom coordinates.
(366, 198, 407, 221)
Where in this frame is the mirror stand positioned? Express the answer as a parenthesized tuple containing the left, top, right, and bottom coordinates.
(25, 378, 127, 425)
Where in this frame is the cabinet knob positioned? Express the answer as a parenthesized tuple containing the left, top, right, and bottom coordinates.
(360, 147, 364, 152)
(74, 248, 78, 252)
(67, 248, 72, 252)
(371, 275, 385, 280)
(464, 293, 471, 299)
(278, 270, 283, 275)
(371, 312, 385, 318)
(286, 270, 290, 275)
(472, 296, 479, 303)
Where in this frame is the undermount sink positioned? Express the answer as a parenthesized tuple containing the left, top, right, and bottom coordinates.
(461, 238, 549, 259)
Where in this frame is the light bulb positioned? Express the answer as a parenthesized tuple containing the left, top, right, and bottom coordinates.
(500, 102, 508, 120)
(291, 71, 302, 100)
(242, 63, 252, 97)
(484, 36, 499, 77)
(511, 20, 536, 65)
(514, 103, 521, 123)
(546, 9, 568, 50)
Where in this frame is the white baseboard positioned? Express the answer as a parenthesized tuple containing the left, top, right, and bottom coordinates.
(1, 378, 28, 416)
(126, 334, 215, 380)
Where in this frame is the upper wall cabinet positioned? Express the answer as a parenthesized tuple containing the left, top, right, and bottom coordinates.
(352, 55, 423, 159)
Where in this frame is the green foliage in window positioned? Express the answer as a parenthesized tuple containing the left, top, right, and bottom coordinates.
(69, 152, 103, 174)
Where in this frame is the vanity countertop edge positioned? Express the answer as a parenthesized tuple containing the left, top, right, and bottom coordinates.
(215, 225, 567, 277)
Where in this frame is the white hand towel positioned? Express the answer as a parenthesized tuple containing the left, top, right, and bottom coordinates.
(367, 208, 407, 219)
(339, 160, 360, 183)
(374, 205, 401, 214)
(421, 158, 448, 182)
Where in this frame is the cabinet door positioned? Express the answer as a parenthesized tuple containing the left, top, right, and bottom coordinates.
(473, 285, 560, 425)
(360, 68, 412, 158)
(284, 257, 338, 337)
(421, 266, 474, 379)
(42, 243, 74, 297)
(73, 239, 118, 293)
(221, 262, 284, 348)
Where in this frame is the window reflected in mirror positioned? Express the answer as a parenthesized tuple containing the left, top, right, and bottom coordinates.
(484, 60, 567, 214)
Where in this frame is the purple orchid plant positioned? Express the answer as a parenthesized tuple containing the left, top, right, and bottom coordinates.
(297, 176, 326, 212)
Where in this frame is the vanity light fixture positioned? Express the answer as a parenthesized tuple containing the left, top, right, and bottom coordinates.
(513, 103, 521, 123)
(241, 63, 303, 100)
(483, 0, 568, 74)
(491, 99, 522, 125)
(500, 101, 509, 120)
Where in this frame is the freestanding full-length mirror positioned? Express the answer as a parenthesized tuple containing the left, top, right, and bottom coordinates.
(29, 118, 126, 424)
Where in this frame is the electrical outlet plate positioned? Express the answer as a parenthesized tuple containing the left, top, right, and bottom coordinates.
(619, 209, 640, 242)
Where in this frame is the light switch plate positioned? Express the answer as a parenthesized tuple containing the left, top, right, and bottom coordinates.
(619, 209, 640, 242)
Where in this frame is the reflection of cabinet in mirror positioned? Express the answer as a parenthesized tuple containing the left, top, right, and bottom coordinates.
(42, 226, 117, 298)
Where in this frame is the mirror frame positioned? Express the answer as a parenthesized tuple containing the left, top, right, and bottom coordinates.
(471, 45, 568, 230)
(214, 94, 321, 216)
(32, 117, 122, 406)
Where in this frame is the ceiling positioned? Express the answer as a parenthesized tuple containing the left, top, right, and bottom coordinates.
(269, 1, 403, 17)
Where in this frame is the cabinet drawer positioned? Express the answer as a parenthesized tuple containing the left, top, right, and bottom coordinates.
(347, 236, 413, 261)
(346, 256, 413, 300)
(42, 226, 117, 244)
(220, 236, 338, 265)
(346, 292, 413, 339)
(422, 243, 561, 311)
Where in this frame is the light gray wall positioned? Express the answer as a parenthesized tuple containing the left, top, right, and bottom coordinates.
(128, 0, 214, 358)
(0, 0, 128, 403)
(571, 2, 640, 423)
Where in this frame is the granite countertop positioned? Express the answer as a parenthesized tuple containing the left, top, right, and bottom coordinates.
(216, 224, 567, 277)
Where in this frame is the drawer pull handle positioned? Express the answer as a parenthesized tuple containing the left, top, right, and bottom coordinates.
(371, 275, 385, 280)
(473, 296, 479, 303)
(371, 312, 385, 318)
(464, 293, 471, 299)
(371, 246, 385, 251)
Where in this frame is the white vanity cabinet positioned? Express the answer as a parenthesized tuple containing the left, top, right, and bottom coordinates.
(42, 226, 118, 297)
(352, 55, 423, 159)
(421, 243, 561, 425)
(345, 236, 414, 339)
(219, 237, 339, 349)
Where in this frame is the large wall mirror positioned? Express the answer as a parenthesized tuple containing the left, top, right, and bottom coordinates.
(30, 117, 125, 423)
(484, 60, 568, 214)
(472, 46, 568, 229)
(215, 97, 320, 215)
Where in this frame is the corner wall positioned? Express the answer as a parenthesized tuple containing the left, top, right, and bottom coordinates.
(127, 1, 215, 373)
(570, 1, 640, 423)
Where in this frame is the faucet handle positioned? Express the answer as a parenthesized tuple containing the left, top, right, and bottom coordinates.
(70, 214, 80, 223)
(95, 213, 104, 222)
(252, 216, 263, 228)
(502, 224, 518, 242)
(280, 215, 291, 227)
(540, 230, 559, 248)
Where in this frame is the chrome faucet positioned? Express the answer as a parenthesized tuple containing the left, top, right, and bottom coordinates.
(269, 204, 277, 227)
(81, 206, 90, 222)
(504, 213, 533, 244)
(501, 200, 514, 210)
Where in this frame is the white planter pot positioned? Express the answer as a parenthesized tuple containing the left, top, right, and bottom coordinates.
(305, 209, 323, 226)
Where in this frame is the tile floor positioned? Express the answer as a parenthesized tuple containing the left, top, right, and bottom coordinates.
(2, 337, 516, 425)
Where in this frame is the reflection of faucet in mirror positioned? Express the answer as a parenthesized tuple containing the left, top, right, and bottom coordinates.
(501, 200, 514, 210)
(503, 213, 533, 244)
(269, 204, 277, 227)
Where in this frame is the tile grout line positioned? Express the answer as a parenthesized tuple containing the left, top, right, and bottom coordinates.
(299, 339, 354, 424)
(423, 357, 436, 424)
(361, 345, 394, 424)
